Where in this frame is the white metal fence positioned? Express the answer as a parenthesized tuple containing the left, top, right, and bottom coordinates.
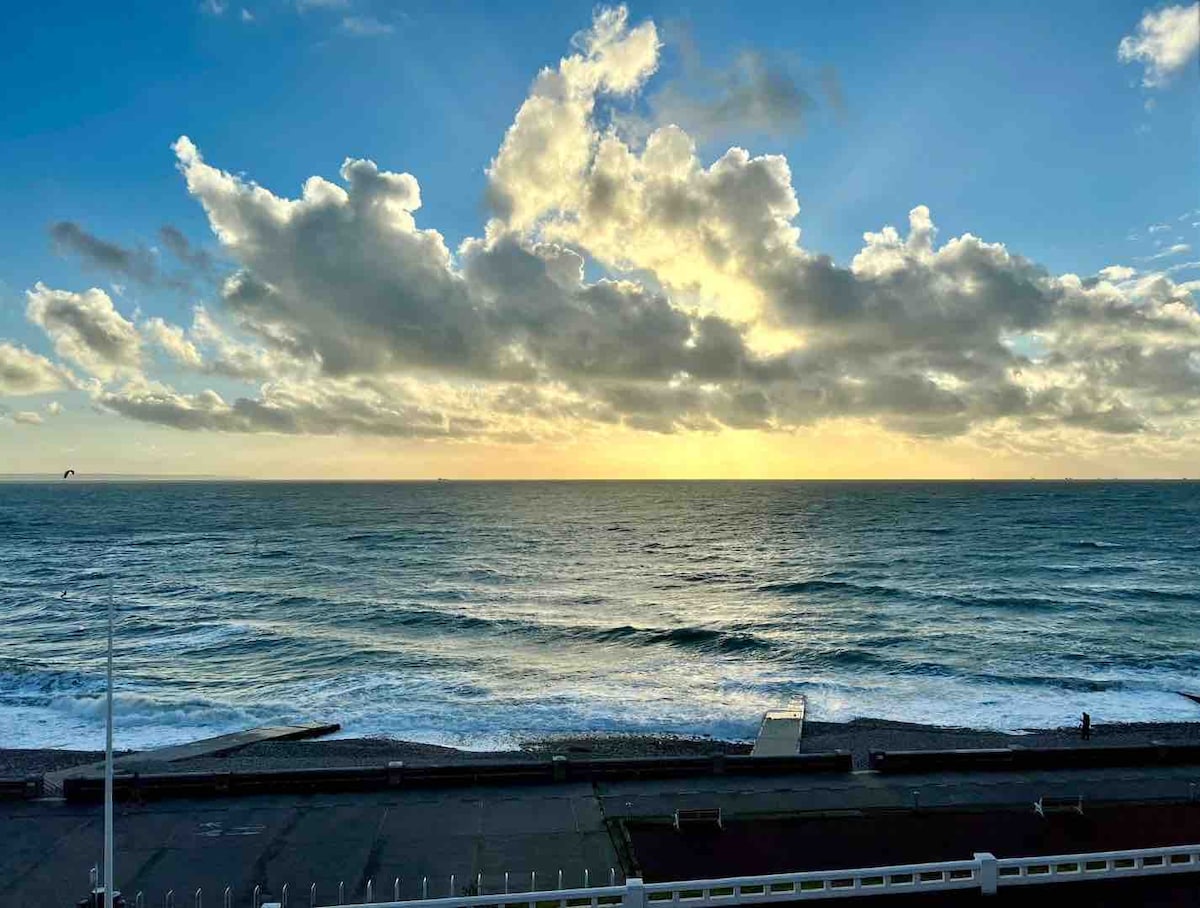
(276, 843, 1200, 907)
(115, 843, 1200, 907)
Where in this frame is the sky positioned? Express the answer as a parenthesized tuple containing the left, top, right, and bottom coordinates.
(0, 1, 1198, 479)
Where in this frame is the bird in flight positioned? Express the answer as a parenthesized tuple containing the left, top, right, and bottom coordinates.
(62, 469, 75, 479)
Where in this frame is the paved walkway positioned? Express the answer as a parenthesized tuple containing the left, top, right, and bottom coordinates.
(5, 762, 1200, 907)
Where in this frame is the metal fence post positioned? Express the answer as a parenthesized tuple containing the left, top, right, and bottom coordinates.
(224, 887, 231, 908)
(449, 874, 455, 897)
(166, 889, 175, 908)
(393, 879, 400, 901)
(623, 878, 644, 908)
(367, 879, 374, 903)
(135, 892, 144, 908)
(309, 884, 316, 908)
(422, 877, 428, 899)
(504, 872, 509, 895)
(583, 870, 589, 888)
(194, 887, 202, 908)
(477, 872, 482, 895)
(974, 853, 998, 896)
(338, 881, 344, 905)
(282, 883, 289, 908)
(609, 869, 615, 887)
(253, 885, 261, 908)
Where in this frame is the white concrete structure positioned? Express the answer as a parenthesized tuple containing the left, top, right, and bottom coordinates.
(750, 699, 806, 757)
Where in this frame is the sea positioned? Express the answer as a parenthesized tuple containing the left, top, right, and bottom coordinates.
(1, 480, 1198, 751)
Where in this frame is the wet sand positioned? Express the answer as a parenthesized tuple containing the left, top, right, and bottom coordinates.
(7, 716, 1200, 776)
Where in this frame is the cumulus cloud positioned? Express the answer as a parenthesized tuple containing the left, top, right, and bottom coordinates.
(0, 342, 72, 395)
(1099, 265, 1138, 282)
(25, 284, 142, 380)
(8, 5, 1200, 452)
(486, 6, 660, 230)
(95, 375, 593, 442)
(142, 317, 204, 368)
(1119, 3, 1200, 87)
(11, 410, 43, 425)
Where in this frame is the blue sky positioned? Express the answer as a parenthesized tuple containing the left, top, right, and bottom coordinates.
(0, 1, 1197, 477)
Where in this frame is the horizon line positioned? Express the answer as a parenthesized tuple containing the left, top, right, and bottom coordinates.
(1, 474, 1196, 483)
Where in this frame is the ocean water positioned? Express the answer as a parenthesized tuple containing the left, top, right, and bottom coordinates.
(1, 480, 1198, 751)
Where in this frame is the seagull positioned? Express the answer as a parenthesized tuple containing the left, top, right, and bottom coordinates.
(62, 469, 75, 479)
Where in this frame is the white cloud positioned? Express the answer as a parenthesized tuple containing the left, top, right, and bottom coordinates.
(0, 342, 71, 395)
(1119, 3, 1200, 88)
(142, 317, 204, 368)
(1098, 265, 1138, 282)
(340, 15, 392, 36)
(1149, 222, 1171, 233)
(1139, 243, 1193, 262)
(12, 411, 43, 425)
(25, 283, 143, 380)
(486, 6, 660, 231)
(199, 0, 228, 16)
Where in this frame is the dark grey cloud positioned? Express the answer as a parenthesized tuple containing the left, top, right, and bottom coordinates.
(49, 221, 216, 292)
(650, 50, 815, 141)
(159, 225, 214, 274)
(50, 221, 159, 286)
(641, 23, 842, 143)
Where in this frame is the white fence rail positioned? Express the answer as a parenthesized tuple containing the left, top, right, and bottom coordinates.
(995, 842, 1200, 887)
(286, 843, 1200, 908)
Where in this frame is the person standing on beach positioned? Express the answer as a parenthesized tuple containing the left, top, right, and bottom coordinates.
(1081, 711, 1092, 740)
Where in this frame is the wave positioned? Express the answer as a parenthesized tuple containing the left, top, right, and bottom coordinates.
(1069, 540, 1123, 549)
(1097, 586, 1200, 604)
(585, 624, 774, 654)
(1041, 562, 1141, 575)
(758, 578, 909, 597)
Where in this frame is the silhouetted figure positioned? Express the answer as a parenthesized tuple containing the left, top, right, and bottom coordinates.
(1081, 711, 1092, 740)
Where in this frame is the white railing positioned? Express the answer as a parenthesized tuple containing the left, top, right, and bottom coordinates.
(290, 843, 1200, 907)
(995, 843, 1200, 888)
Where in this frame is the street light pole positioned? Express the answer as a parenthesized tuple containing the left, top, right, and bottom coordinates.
(104, 584, 114, 908)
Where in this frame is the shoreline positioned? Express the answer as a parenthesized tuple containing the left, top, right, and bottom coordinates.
(7, 715, 1200, 776)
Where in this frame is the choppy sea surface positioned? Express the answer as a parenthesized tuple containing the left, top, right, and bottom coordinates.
(2, 480, 1199, 751)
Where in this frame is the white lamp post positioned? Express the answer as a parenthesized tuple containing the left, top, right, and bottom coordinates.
(103, 584, 115, 908)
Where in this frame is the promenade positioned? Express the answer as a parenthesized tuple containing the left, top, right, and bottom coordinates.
(5, 761, 1200, 906)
